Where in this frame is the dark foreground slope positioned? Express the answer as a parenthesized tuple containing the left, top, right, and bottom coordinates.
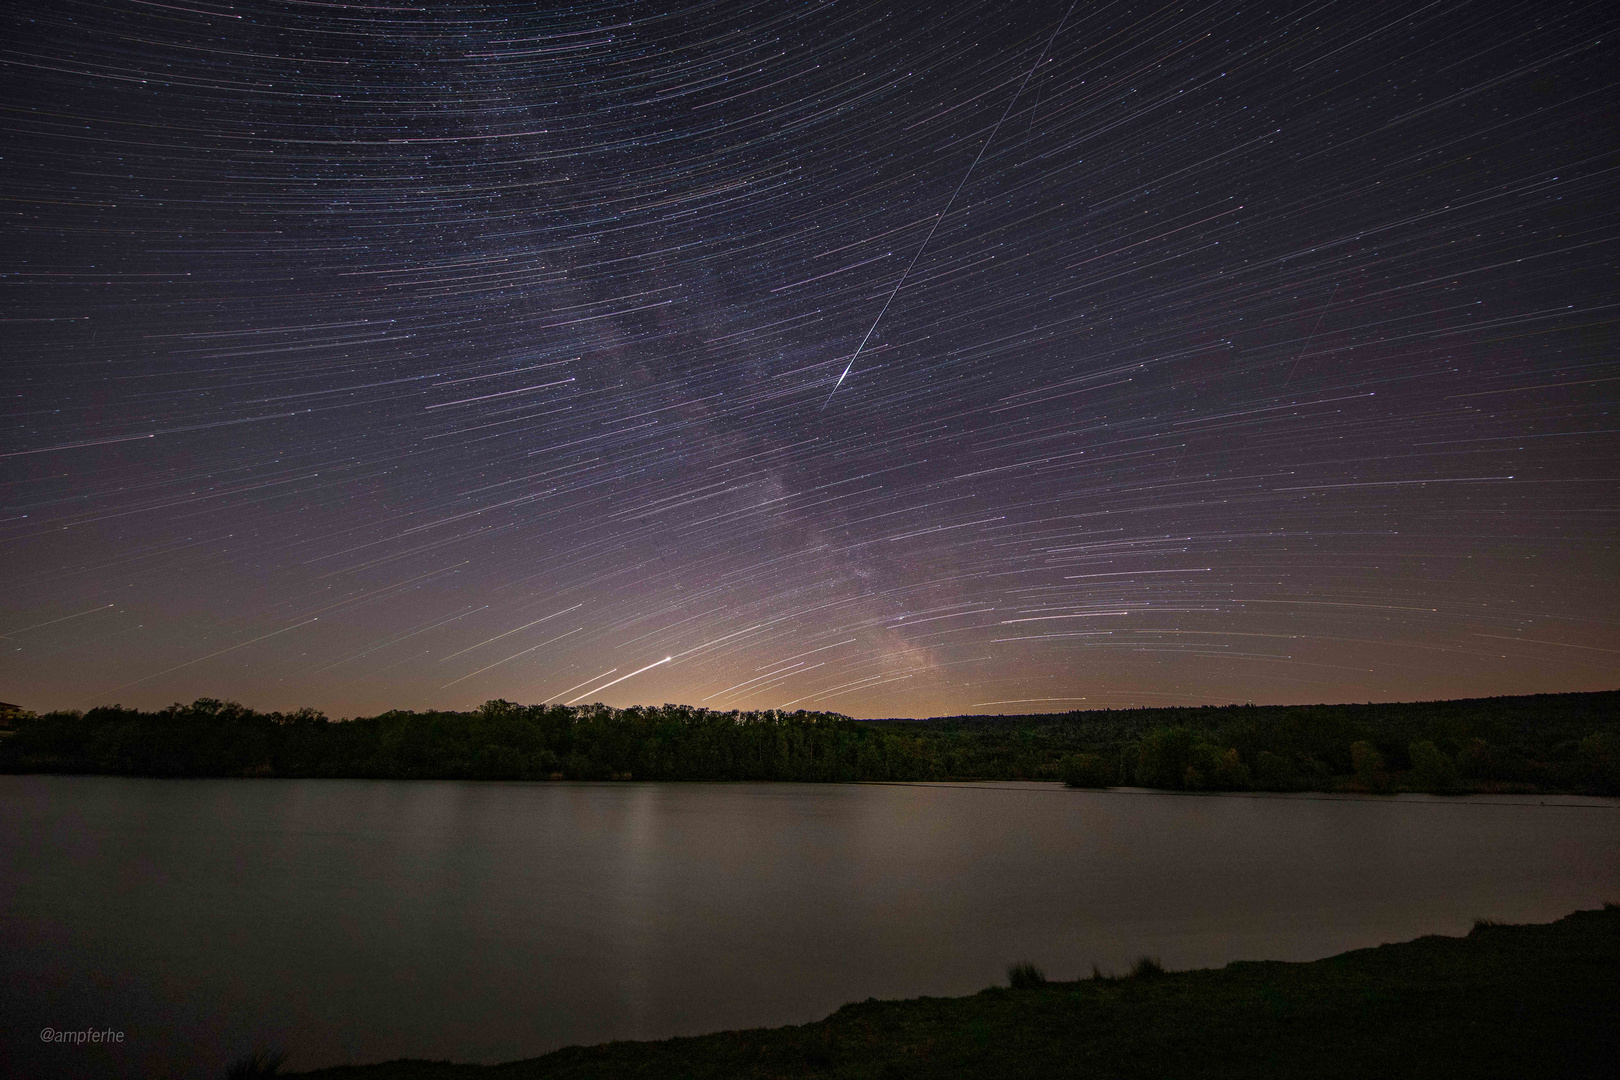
(291, 906, 1620, 1080)
(4, 690, 1618, 793)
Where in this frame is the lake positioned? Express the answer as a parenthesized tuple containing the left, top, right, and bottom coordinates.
(3, 776, 1616, 1078)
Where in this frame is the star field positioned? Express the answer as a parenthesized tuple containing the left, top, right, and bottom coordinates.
(2, 0, 1617, 717)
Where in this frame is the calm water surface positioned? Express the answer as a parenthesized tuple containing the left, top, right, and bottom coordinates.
(3, 776, 1616, 1078)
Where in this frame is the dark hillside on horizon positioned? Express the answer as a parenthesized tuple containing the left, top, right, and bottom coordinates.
(894, 689, 1620, 734)
(877, 690, 1620, 791)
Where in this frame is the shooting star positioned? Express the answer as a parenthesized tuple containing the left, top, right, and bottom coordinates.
(823, 0, 1078, 410)
(565, 655, 673, 704)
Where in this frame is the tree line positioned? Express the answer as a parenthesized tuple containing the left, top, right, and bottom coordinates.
(0, 690, 1615, 794)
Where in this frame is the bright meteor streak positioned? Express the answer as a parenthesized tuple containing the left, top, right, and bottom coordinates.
(565, 656, 673, 704)
(822, 0, 1077, 411)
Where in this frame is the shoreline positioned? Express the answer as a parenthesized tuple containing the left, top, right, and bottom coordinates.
(6, 771, 1620, 807)
(288, 905, 1620, 1078)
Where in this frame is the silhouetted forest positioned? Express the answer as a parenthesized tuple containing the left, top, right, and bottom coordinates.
(1, 691, 1616, 794)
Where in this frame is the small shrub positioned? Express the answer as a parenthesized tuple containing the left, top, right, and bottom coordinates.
(1578, 732, 1620, 794)
(225, 1049, 285, 1079)
(1209, 747, 1251, 790)
(1007, 961, 1047, 989)
(1455, 738, 1493, 780)
(1130, 956, 1165, 979)
(1137, 727, 1199, 788)
(1350, 740, 1389, 791)
(1410, 740, 1461, 794)
(1061, 752, 1113, 788)
(1254, 750, 1301, 791)
(1350, 740, 1383, 776)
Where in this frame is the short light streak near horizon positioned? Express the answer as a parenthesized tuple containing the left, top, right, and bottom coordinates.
(998, 613, 1132, 624)
(566, 656, 674, 705)
(0, 604, 116, 638)
(546, 670, 616, 705)
(702, 661, 807, 702)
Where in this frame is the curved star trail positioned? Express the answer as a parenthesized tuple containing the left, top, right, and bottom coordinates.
(2, 0, 1616, 717)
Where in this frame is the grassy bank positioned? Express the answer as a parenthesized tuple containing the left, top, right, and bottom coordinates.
(3, 689, 1617, 794)
(285, 906, 1620, 1079)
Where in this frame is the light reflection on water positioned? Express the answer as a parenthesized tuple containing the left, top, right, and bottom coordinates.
(3, 775, 1616, 1078)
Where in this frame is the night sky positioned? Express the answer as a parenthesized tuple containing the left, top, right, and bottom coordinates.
(3, 0, 1616, 719)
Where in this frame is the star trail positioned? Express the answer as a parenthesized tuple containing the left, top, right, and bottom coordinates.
(2, 0, 1616, 718)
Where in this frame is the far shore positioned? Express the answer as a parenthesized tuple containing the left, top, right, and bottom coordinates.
(4, 689, 1616, 797)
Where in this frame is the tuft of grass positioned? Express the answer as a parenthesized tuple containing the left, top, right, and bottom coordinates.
(1007, 961, 1047, 989)
(1130, 955, 1165, 979)
(226, 1048, 285, 1078)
